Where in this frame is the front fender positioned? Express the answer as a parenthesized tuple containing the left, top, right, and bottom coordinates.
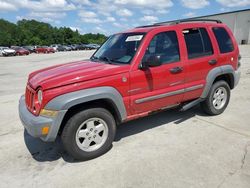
(45, 86, 127, 121)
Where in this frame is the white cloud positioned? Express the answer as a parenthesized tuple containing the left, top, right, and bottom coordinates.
(71, 0, 92, 5)
(70, 26, 81, 32)
(181, 0, 209, 9)
(1, 0, 76, 12)
(216, 0, 250, 7)
(183, 12, 196, 18)
(116, 8, 133, 17)
(220, 7, 231, 12)
(78, 10, 97, 18)
(78, 10, 102, 23)
(80, 18, 102, 24)
(106, 16, 116, 22)
(29, 12, 66, 19)
(94, 26, 108, 35)
(92, 1, 117, 16)
(141, 9, 154, 15)
(157, 9, 169, 14)
(0, 1, 17, 11)
(115, 0, 173, 9)
(120, 18, 128, 22)
(140, 15, 159, 23)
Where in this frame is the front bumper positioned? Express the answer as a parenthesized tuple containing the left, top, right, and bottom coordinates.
(18, 95, 67, 142)
(3, 52, 15, 56)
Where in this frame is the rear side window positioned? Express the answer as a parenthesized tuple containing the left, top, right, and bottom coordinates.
(183, 28, 213, 59)
(212, 27, 234, 53)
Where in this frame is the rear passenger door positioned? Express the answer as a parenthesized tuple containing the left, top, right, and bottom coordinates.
(181, 27, 218, 101)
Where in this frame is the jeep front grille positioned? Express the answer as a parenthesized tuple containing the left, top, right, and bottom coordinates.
(25, 85, 35, 113)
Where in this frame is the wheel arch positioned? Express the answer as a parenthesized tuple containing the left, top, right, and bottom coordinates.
(45, 86, 127, 136)
(201, 65, 236, 99)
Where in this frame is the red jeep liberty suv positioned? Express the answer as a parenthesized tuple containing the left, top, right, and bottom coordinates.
(19, 19, 241, 160)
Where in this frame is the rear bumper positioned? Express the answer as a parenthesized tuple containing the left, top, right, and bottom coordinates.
(18, 95, 67, 142)
(234, 68, 241, 88)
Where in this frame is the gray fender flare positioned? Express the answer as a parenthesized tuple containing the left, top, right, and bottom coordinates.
(201, 65, 236, 99)
(45, 86, 127, 121)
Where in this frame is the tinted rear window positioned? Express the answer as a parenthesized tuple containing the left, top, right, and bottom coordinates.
(183, 28, 213, 59)
(212, 27, 234, 53)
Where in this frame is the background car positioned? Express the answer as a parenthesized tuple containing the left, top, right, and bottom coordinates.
(57, 45, 67, 52)
(77, 44, 89, 50)
(0, 47, 16, 56)
(62, 45, 71, 51)
(22, 46, 36, 53)
(85, 44, 100, 50)
(50, 44, 60, 52)
(12, 47, 30, 56)
(36, 46, 55, 53)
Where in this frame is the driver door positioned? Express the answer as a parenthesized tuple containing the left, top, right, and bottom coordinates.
(129, 30, 185, 113)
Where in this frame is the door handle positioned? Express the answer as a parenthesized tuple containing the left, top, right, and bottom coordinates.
(209, 59, 217, 65)
(170, 67, 183, 74)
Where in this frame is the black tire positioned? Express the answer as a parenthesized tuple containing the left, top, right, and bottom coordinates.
(201, 80, 230, 115)
(61, 108, 116, 160)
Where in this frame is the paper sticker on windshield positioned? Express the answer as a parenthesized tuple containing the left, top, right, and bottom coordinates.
(125, 35, 143, 42)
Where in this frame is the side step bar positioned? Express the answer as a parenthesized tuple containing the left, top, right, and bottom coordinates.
(180, 98, 204, 111)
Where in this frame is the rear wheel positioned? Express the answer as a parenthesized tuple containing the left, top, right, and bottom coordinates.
(201, 80, 230, 115)
(61, 108, 116, 160)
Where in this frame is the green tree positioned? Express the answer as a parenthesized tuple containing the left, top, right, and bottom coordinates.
(0, 19, 107, 46)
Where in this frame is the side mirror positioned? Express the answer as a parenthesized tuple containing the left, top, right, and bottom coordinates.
(140, 55, 162, 70)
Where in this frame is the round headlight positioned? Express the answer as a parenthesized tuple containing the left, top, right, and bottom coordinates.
(37, 90, 43, 104)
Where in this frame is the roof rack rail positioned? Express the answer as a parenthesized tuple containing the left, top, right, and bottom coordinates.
(135, 18, 222, 29)
(135, 24, 156, 28)
(155, 18, 222, 25)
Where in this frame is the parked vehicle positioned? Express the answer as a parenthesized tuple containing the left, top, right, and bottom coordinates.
(12, 47, 30, 56)
(57, 45, 67, 52)
(64, 45, 72, 51)
(23, 46, 36, 53)
(0, 47, 16, 56)
(36, 46, 55, 54)
(76, 44, 89, 50)
(87, 43, 100, 49)
(50, 44, 60, 52)
(70, 44, 78, 51)
(19, 19, 241, 160)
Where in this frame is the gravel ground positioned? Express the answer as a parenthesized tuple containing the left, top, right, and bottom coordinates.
(0, 48, 250, 188)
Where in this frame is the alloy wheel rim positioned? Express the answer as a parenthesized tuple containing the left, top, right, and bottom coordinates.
(212, 87, 227, 110)
(75, 118, 108, 152)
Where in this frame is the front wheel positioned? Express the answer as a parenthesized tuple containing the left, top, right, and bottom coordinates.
(201, 80, 230, 115)
(61, 108, 116, 160)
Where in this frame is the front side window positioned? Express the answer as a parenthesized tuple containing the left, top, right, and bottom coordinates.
(91, 32, 145, 64)
(143, 31, 180, 65)
(183, 28, 213, 59)
(212, 27, 234, 54)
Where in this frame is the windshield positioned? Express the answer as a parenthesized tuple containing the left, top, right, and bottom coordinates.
(91, 32, 145, 64)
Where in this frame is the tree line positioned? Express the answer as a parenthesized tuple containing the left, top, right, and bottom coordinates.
(0, 19, 107, 46)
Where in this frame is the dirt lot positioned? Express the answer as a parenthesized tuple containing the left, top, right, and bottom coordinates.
(0, 48, 250, 188)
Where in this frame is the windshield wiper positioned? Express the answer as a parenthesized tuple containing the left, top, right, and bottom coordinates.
(90, 56, 99, 61)
(99, 56, 114, 64)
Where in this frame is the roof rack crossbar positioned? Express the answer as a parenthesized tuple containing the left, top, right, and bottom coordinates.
(155, 18, 222, 26)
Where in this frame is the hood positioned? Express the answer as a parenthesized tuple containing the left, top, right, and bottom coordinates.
(28, 60, 130, 90)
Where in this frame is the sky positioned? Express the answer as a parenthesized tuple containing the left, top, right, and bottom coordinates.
(0, 0, 250, 35)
